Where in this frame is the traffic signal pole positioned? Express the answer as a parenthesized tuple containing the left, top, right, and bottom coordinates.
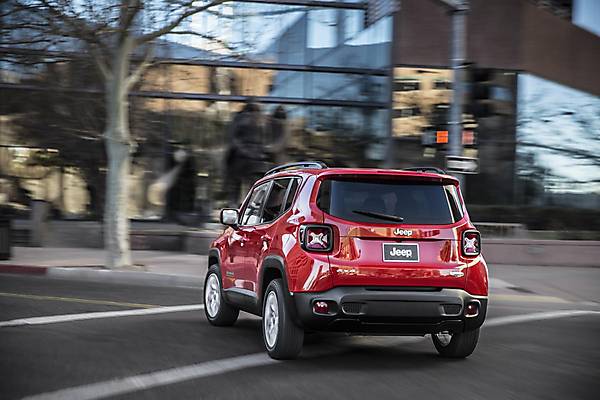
(439, 0, 469, 190)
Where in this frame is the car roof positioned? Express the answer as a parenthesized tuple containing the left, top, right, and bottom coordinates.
(257, 167, 459, 185)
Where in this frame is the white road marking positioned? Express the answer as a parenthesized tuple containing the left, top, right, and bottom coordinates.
(484, 309, 600, 327)
(19, 309, 600, 400)
(491, 294, 570, 303)
(489, 278, 515, 289)
(0, 304, 204, 328)
(21, 352, 277, 400)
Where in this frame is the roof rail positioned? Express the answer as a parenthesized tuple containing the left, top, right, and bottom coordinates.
(264, 161, 328, 176)
(403, 166, 446, 174)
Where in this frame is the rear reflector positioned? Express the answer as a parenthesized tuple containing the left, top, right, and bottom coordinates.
(313, 301, 329, 314)
(462, 230, 481, 257)
(465, 301, 480, 317)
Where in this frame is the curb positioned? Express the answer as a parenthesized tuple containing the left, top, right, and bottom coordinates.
(0, 264, 204, 288)
(0, 264, 49, 275)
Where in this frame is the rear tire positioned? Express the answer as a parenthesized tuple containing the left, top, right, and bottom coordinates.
(262, 279, 304, 360)
(432, 328, 479, 358)
(204, 265, 239, 326)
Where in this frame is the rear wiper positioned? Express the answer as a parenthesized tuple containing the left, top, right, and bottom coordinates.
(352, 210, 404, 222)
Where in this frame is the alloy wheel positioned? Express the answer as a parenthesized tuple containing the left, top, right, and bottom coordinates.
(263, 291, 279, 349)
(205, 273, 221, 318)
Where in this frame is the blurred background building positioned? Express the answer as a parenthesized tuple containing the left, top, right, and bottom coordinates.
(0, 0, 599, 231)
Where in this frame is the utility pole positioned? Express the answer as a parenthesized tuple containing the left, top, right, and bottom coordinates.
(437, 0, 469, 189)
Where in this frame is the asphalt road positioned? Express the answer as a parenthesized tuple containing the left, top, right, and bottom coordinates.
(0, 266, 599, 400)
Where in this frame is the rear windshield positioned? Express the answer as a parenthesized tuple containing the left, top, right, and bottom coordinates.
(317, 178, 463, 225)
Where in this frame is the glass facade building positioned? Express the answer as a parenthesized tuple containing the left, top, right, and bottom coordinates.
(516, 74, 600, 210)
(1, 0, 599, 226)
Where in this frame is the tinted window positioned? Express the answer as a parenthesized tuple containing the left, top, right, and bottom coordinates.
(240, 182, 270, 226)
(318, 178, 457, 225)
(262, 179, 291, 224)
(444, 185, 463, 222)
(283, 178, 300, 211)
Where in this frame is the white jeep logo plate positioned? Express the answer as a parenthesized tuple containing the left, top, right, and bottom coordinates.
(382, 243, 419, 262)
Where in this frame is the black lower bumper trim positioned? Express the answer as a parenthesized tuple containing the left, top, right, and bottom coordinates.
(292, 287, 487, 335)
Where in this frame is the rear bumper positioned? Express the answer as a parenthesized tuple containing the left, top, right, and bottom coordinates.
(292, 287, 487, 335)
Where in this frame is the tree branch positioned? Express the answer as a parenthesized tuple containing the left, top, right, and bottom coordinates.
(89, 45, 111, 80)
(119, 0, 143, 42)
(206, 6, 307, 18)
(35, 0, 111, 53)
(167, 30, 234, 51)
(135, 0, 229, 46)
(126, 46, 155, 91)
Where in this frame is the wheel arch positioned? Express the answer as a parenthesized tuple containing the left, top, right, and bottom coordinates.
(259, 255, 298, 321)
(208, 248, 221, 271)
(259, 255, 288, 300)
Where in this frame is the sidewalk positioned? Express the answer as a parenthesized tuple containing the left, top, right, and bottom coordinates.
(2, 244, 598, 290)
(0, 247, 208, 288)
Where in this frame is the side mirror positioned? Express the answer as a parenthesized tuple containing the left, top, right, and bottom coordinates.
(220, 208, 239, 228)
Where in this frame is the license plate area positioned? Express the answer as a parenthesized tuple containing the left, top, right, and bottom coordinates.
(382, 243, 419, 262)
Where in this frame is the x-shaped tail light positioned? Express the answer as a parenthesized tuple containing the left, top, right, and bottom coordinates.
(462, 230, 481, 257)
(301, 225, 333, 252)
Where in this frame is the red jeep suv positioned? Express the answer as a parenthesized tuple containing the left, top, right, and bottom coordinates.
(206, 162, 488, 359)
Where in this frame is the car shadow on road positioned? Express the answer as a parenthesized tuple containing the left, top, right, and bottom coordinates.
(215, 318, 461, 368)
(302, 333, 451, 367)
(165, 314, 466, 369)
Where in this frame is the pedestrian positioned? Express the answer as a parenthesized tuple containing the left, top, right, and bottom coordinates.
(265, 105, 289, 165)
(224, 99, 267, 207)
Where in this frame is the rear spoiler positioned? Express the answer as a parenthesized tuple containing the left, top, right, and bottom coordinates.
(403, 166, 446, 174)
(317, 171, 459, 186)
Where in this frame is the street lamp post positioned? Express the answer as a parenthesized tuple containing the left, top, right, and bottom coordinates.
(437, 0, 469, 189)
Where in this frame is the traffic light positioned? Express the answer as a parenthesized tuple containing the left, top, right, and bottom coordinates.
(468, 67, 493, 118)
(465, 65, 515, 119)
(420, 103, 450, 149)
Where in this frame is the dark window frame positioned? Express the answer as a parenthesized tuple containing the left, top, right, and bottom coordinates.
(444, 184, 464, 223)
(261, 178, 293, 224)
(239, 181, 273, 227)
(282, 177, 302, 213)
(238, 176, 302, 227)
(316, 177, 461, 225)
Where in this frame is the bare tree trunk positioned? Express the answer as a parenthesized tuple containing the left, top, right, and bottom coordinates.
(103, 40, 133, 269)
